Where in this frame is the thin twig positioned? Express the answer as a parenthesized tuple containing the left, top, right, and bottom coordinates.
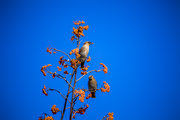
(66, 107, 70, 110)
(40, 113, 51, 118)
(56, 75, 73, 88)
(47, 71, 73, 88)
(73, 95, 79, 103)
(72, 111, 77, 119)
(48, 88, 71, 103)
(76, 88, 101, 92)
(76, 70, 101, 82)
(53, 48, 72, 60)
(47, 71, 65, 79)
(102, 114, 108, 120)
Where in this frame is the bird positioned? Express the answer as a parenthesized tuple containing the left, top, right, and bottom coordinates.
(88, 75, 97, 98)
(79, 41, 93, 68)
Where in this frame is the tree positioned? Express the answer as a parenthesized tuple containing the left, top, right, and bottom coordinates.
(39, 20, 114, 120)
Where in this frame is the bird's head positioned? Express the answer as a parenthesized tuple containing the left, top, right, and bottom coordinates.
(84, 41, 94, 46)
(88, 75, 94, 80)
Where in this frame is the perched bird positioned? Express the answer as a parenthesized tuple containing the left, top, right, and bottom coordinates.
(79, 41, 93, 68)
(88, 75, 97, 98)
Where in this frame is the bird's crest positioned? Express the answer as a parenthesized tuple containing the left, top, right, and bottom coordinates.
(84, 41, 94, 45)
(88, 75, 93, 79)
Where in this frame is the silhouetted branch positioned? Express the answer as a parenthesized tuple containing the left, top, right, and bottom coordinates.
(53, 48, 72, 60)
(66, 107, 70, 110)
(70, 69, 78, 120)
(102, 114, 108, 120)
(47, 71, 73, 88)
(76, 70, 102, 82)
(76, 88, 101, 93)
(47, 88, 71, 103)
(61, 70, 75, 120)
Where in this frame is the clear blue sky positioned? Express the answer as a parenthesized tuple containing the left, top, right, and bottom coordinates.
(0, 0, 180, 120)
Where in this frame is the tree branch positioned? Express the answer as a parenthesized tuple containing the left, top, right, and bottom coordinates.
(56, 75, 73, 88)
(102, 114, 108, 120)
(76, 70, 101, 82)
(61, 70, 75, 120)
(53, 48, 72, 60)
(69, 34, 81, 120)
(66, 107, 70, 110)
(47, 88, 71, 103)
(69, 69, 78, 120)
(47, 71, 73, 88)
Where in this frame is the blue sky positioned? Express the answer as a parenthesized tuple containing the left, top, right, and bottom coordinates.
(0, 0, 180, 120)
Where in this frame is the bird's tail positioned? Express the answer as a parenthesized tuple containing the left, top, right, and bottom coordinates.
(91, 92, 96, 98)
(81, 61, 84, 68)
